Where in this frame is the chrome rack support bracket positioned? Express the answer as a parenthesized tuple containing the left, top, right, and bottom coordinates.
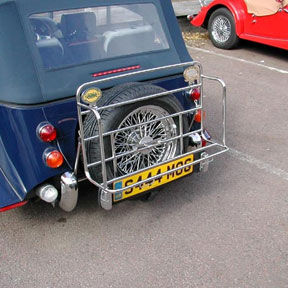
(199, 152, 212, 172)
(100, 189, 112, 210)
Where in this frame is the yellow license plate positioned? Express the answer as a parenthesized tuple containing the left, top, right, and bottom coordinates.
(113, 154, 194, 202)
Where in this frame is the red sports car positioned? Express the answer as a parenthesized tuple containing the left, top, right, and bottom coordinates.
(190, 0, 288, 50)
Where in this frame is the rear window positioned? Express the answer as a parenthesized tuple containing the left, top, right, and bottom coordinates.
(29, 3, 169, 70)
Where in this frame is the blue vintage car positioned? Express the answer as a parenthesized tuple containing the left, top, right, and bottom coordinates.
(0, 0, 228, 212)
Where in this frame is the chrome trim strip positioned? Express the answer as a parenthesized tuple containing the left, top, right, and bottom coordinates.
(76, 62, 201, 95)
(79, 83, 202, 115)
(83, 105, 201, 142)
(87, 128, 203, 168)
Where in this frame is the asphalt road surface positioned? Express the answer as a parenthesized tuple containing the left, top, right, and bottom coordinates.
(1, 20, 288, 288)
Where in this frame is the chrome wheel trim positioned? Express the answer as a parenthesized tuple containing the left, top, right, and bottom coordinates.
(114, 105, 177, 175)
(211, 15, 232, 43)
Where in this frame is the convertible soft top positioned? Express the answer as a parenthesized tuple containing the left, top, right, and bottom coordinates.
(244, 0, 288, 16)
(0, 0, 190, 104)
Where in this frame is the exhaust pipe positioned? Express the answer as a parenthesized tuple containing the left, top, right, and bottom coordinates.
(36, 184, 58, 203)
(35, 172, 78, 212)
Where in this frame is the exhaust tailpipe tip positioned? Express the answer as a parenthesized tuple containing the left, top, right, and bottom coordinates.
(36, 184, 58, 203)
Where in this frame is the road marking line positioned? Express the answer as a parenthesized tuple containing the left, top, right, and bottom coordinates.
(229, 148, 288, 181)
(187, 46, 288, 74)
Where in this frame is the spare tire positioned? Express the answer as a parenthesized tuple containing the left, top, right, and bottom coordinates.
(83, 83, 188, 182)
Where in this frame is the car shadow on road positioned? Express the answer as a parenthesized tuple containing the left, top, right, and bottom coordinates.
(16, 152, 232, 227)
(238, 39, 288, 62)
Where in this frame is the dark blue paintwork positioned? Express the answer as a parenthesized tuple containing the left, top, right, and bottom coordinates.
(0, 0, 192, 209)
(0, 100, 78, 207)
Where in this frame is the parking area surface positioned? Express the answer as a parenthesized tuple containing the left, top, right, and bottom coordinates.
(1, 20, 288, 288)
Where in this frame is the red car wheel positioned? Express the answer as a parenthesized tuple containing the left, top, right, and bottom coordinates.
(208, 8, 239, 49)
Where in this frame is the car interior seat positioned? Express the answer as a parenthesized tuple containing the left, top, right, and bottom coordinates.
(60, 12, 104, 64)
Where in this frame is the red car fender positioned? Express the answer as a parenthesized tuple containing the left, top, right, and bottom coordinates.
(191, 0, 247, 36)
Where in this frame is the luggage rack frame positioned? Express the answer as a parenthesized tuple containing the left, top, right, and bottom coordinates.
(76, 61, 228, 210)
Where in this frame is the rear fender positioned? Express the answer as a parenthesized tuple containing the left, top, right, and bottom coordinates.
(191, 0, 247, 36)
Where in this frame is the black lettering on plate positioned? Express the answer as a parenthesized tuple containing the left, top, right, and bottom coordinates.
(135, 175, 143, 190)
(175, 161, 183, 176)
(124, 179, 134, 195)
(184, 158, 193, 172)
(155, 168, 162, 184)
(145, 171, 154, 186)
(167, 164, 175, 179)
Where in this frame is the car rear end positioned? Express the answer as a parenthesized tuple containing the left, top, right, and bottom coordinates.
(0, 0, 228, 212)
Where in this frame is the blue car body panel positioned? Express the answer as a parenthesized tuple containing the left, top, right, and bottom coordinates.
(0, 101, 78, 207)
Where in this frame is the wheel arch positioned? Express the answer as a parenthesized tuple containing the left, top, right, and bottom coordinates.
(201, 1, 246, 36)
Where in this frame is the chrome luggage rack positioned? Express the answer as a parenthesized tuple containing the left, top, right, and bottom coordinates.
(75, 62, 228, 210)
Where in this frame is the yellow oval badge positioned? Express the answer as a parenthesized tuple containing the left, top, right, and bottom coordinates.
(81, 88, 102, 104)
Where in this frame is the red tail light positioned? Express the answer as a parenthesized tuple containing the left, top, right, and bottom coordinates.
(38, 123, 57, 142)
(202, 129, 211, 147)
(91, 65, 141, 77)
(202, 138, 207, 147)
(190, 88, 201, 101)
(194, 110, 202, 123)
(194, 110, 206, 123)
(45, 150, 64, 168)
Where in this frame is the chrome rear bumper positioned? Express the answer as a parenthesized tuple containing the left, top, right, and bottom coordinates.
(59, 172, 78, 212)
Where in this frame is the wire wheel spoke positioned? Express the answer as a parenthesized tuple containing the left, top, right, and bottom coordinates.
(114, 105, 177, 175)
(212, 16, 231, 43)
